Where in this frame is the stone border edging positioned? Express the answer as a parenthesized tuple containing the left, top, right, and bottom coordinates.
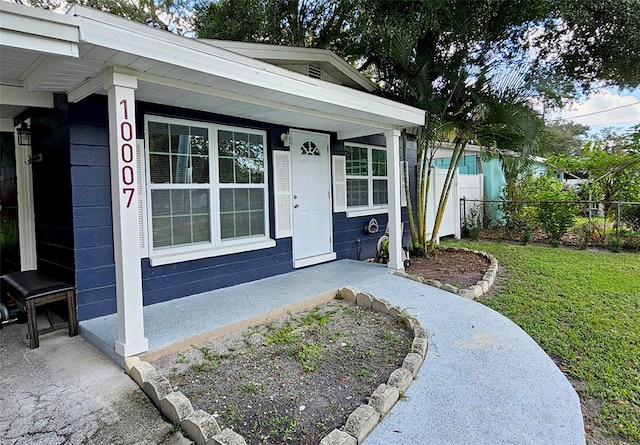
(397, 247, 499, 299)
(124, 286, 427, 445)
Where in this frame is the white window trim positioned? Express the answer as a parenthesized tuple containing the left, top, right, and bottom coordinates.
(143, 115, 273, 266)
(346, 206, 390, 218)
(341, 144, 407, 218)
(345, 142, 388, 210)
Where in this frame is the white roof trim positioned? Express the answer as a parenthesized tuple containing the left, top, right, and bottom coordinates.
(202, 40, 376, 92)
(0, 85, 54, 108)
(0, 2, 79, 57)
(66, 6, 423, 127)
(0, 4, 425, 134)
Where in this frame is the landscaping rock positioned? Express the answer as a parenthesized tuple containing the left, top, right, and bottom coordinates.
(413, 326, 427, 339)
(319, 429, 357, 445)
(403, 315, 419, 331)
(344, 404, 380, 443)
(424, 279, 442, 288)
(339, 286, 358, 303)
(471, 284, 484, 298)
(181, 409, 221, 445)
(402, 352, 423, 376)
(368, 383, 399, 415)
(143, 374, 173, 407)
(477, 280, 489, 293)
(457, 288, 476, 299)
(206, 428, 247, 445)
(441, 283, 458, 294)
(371, 298, 393, 315)
(160, 391, 194, 425)
(124, 356, 141, 375)
(387, 367, 413, 393)
(128, 360, 156, 387)
(388, 306, 408, 319)
(483, 272, 495, 287)
(411, 337, 427, 357)
(355, 292, 374, 309)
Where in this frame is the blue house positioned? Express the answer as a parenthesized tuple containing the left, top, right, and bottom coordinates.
(432, 143, 563, 221)
(0, 3, 424, 357)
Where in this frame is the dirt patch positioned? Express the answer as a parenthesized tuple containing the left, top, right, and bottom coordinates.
(408, 249, 490, 288)
(153, 299, 412, 445)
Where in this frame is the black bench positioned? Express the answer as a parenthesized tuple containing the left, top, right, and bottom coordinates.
(0, 271, 77, 349)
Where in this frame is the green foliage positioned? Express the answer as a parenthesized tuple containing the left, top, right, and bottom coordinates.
(526, 1, 640, 91)
(264, 322, 300, 345)
(622, 232, 640, 252)
(549, 132, 640, 218)
(539, 120, 590, 157)
(606, 234, 622, 253)
(528, 174, 580, 246)
(300, 307, 333, 326)
(297, 342, 323, 372)
(448, 240, 640, 442)
(621, 204, 640, 232)
(499, 155, 537, 243)
(462, 204, 483, 241)
(510, 205, 537, 245)
(194, 0, 354, 49)
(500, 172, 580, 245)
(73, 0, 193, 34)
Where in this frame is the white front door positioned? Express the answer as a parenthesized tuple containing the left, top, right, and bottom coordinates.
(290, 130, 335, 268)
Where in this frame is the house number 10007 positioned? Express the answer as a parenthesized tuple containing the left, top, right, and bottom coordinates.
(120, 99, 135, 208)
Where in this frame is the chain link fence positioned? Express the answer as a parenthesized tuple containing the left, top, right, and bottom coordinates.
(460, 198, 640, 251)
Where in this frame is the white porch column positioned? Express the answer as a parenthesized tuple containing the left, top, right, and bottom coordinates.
(385, 129, 403, 270)
(106, 71, 148, 357)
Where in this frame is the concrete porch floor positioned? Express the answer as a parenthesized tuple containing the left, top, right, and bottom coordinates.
(80, 259, 586, 444)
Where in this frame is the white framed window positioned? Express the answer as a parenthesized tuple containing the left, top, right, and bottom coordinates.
(144, 116, 274, 266)
(345, 143, 388, 210)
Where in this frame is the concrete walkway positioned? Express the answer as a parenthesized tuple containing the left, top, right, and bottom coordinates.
(79, 259, 585, 444)
(0, 319, 191, 444)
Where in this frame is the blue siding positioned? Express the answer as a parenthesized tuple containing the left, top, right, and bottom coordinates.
(141, 239, 292, 305)
(333, 212, 388, 260)
(332, 134, 415, 261)
(58, 96, 421, 321)
(68, 97, 299, 320)
(68, 95, 116, 320)
(434, 154, 480, 174)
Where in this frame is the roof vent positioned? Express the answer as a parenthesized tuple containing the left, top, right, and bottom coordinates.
(308, 64, 323, 79)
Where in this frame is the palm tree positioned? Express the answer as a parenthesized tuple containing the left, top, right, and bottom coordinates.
(425, 69, 545, 253)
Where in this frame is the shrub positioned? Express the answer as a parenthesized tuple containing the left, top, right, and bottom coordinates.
(622, 233, 640, 252)
(529, 174, 580, 246)
(620, 203, 640, 232)
(607, 235, 622, 253)
(463, 204, 483, 241)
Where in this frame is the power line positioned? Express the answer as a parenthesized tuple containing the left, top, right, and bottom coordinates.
(561, 101, 640, 119)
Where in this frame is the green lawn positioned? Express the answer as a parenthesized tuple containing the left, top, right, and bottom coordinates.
(445, 240, 640, 442)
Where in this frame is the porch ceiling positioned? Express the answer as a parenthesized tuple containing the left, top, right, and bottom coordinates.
(0, 3, 424, 139)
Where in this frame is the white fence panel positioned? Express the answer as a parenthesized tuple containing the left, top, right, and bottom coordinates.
(426, 168, 483, 241)
(458, 173, 484, 221)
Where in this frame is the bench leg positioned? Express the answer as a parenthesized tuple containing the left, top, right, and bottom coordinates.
(65, 290, 77, 337)
(25, 299, 39, 349)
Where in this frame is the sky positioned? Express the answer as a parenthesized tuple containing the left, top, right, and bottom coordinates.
(544, 87, 640, 137)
